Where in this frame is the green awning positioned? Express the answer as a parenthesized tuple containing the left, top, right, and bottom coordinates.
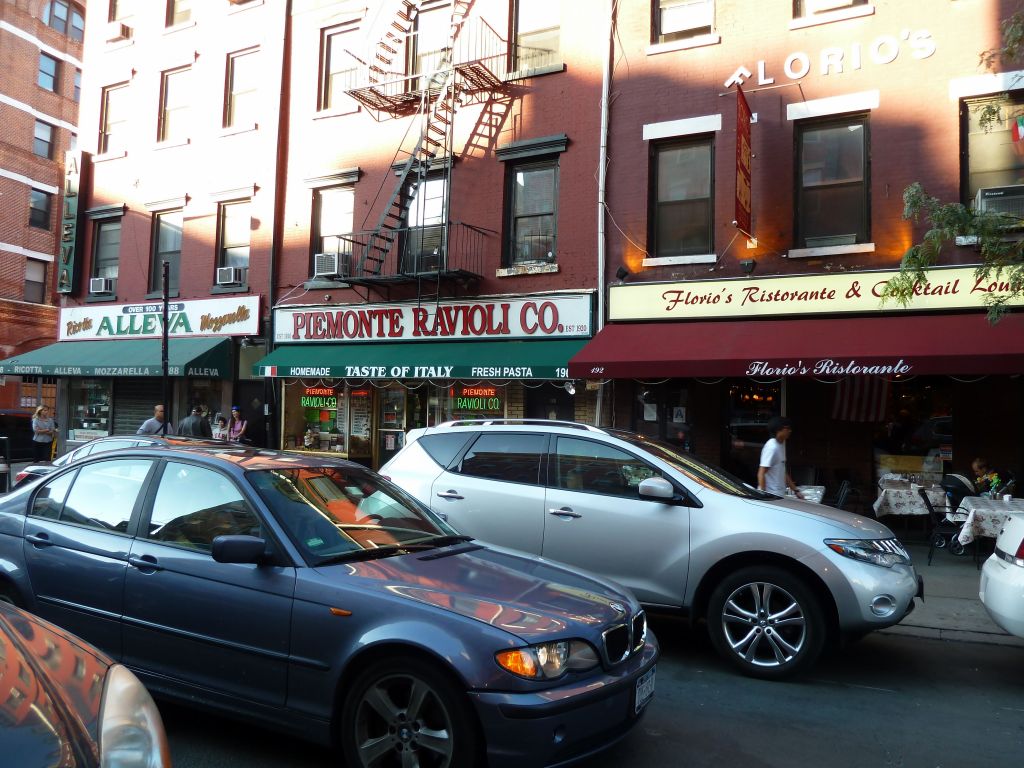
(253, 339, 587, 380)
(0, 338, 231, 378)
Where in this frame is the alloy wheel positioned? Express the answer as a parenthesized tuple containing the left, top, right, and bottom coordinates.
(719, 580, 807, 668)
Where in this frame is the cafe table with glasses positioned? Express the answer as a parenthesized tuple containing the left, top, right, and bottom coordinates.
(872, 478, 947, 518)
(951, 496, 1024, 545)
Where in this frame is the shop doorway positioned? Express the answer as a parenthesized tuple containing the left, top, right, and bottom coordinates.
(525, 385, 574, 421)
(234, 380, 266, 447)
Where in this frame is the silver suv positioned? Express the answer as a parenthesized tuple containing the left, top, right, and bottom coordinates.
(381, 420, 922, 679)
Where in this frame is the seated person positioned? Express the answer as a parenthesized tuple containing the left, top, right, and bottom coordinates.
(971, 457, 1002, 496)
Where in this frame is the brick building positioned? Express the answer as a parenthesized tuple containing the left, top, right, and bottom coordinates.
(0, 0, 84, 417)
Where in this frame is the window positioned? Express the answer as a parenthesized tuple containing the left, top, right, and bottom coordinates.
(796, 116, 869, 248)
(655, 0, 714, 43)
(409, 8, 449, 89)
(456, 433, 546, 485)
(963, 94, 1024, 203)
(32, 470, 73, 519)
(29, 189, 52, 230)
(652, 137, 713, 257)
(514, 0, 560, 70)
(166, 0, 191, 26)
(38, 53, 59, 91)
(404, 176, 447, 272)
(794, 0, 867, 18)
(74, 69, 81, 102)
(43, 1, 85, 41)
(506, 160, 557, 264)
(553, 437, 658, 497)
(99, 84, 129, 154)
(109, 0, 133, 22)
(150, 209, 183, 292)
(320, 29, 357, 111)
(33, 121, 55, 159)
(25, 260, 46, 304)
(146, 462, 260, 552)
(315, 186, 355, 255)
(158, 68, 191, 143)
(93, 219, 121, 281)
(226, 50, 259, 127)
(218, 200, 251, 271)
(57, 460, 151, 532)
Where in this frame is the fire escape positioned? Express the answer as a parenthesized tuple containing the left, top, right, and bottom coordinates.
(316, 0, 507, 296)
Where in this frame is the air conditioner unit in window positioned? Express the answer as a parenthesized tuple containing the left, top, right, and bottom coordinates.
(662, 0, 714, 35)
(313, 252, 350, 279)
(216, 266, 244, 286)
(974, 185, 1024, 222)
(89, 277, 112, 294)
(106, 21, 132, 42)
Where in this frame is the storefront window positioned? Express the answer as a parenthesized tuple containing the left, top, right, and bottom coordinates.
(69, 379, 113, 441)
(725, 381, 779, 482)
(872, 378, 952, 484)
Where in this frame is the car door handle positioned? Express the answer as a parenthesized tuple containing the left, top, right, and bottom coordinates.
(436, 491, 464, 500)
(548, 508, 582, 519)
(128, 555, 164, 572)
(25, 532, 52, 547)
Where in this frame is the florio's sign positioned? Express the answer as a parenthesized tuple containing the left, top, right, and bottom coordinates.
(609, 266, 1021, 322)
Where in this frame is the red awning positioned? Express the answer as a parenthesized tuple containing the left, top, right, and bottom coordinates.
(568, 313, 1024, 379)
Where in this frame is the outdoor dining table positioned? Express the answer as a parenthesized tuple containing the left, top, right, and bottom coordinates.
(872, 480, 946, 518)
(951, 497, 1024, 545)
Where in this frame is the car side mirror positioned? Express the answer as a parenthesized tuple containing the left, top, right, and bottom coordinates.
(212, 534, 266, 564)
(638, 476, 675, 500)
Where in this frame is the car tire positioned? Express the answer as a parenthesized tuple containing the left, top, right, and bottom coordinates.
(340, 655, 480, 768)
(707, 566, 825, 680)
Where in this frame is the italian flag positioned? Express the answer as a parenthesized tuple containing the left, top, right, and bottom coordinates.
(260, 366, 277, 377)
(1013, 115, 1024, 142)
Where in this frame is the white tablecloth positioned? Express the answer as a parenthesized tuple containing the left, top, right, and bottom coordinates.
(872, 483, 946, 517)
(954, 497, 1024, 545)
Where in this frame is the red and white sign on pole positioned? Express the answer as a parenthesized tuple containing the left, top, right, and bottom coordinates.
(735, 85, 753, 239)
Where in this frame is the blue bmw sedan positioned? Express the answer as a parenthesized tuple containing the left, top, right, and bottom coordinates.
(0, 446, 657, 767)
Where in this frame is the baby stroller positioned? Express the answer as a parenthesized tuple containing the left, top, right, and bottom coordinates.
(932, 474, 978, 556)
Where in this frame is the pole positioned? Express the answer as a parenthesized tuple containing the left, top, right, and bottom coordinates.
(594, 0, 614, 427)
(161, 259, 170, 436)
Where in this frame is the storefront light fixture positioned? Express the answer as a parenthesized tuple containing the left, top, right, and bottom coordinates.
(564, 381, 576, 396)
(615, 266, 630, 282)
(740, 259, 756, 275)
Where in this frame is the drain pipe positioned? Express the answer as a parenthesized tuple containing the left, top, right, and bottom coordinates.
(594, 0, 614, 426)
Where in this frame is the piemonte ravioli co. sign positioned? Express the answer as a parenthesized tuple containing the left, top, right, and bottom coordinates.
(609, 266, 1021, 322)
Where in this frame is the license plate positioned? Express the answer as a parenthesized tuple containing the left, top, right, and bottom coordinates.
(634, 665, 656, 714)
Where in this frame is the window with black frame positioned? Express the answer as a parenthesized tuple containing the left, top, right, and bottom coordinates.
(404, 176, 447, 273)
(166, 0, 191, 27)
(226, 49, 259, 128)
(963, 93, 1024, 204)
(506, 159, 557, 265)
(25, 260, 46, 304)
(150, 209, 182, 292)
(42, 1, 85, 41)
(29, 190, 52, 230)
(218, 200, 251, 276)
(158, 67, 191, 143)
(33, 121, 55, 160)
(92, 219, 121, 288)
(514, 0, 560, 70)
(99, 84, 129, 154)
(652, 136, 713, 257)
(38, 53, 59, 92)
(315, 186, 355, 261)
(796, 115, 869, 248)
(409, 8, 449, 91)
(654, 0, 714, 44)
(320, 28, 358, 111)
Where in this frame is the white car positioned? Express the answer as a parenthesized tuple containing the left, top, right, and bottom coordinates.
(980, 512, 1024, 638)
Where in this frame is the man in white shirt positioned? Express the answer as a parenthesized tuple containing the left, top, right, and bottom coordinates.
(757, 416, 801, 498)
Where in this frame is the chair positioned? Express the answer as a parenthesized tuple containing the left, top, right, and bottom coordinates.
(827, 480, 852, 510)
(917, 487, 963, 565)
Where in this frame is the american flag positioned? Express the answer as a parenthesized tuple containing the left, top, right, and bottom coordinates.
(831, 377, 889, 422)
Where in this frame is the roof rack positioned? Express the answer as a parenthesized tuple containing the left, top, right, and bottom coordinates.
(435, 419, 607, 433)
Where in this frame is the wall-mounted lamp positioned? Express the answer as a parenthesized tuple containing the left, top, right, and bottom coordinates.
(564, 381, 576, 396)
(739, 259, 756, 275)
(239, 337, 254, 349)
(615, 266, 630, 282)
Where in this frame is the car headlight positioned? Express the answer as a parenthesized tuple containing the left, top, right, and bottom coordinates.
(496, 640, 600, 680)
(100, 664, 171, 768)
(825, 538, 911, 568)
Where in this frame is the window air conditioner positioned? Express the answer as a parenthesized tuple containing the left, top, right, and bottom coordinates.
(313, 252, 350, 278)
(216, 266, 244, 286)
(662, 0, 714, 35)
(89, 277, 112, 294)
(806, 0, 857, 14)
(974, 185, 1024, 221)
(106, 22, 132, 42)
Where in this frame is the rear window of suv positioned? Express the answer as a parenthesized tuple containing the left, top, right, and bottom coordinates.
(418, 432, 476, 469)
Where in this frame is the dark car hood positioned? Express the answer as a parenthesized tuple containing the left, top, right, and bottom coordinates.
(317, 544, 636, 643)
(0, 603, 111, 767)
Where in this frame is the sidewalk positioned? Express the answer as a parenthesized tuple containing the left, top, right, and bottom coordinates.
(880, 542, 1024, 648)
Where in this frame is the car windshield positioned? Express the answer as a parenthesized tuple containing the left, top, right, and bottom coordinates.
(247, 465, 459, 565)
(607, 430, 769, 499)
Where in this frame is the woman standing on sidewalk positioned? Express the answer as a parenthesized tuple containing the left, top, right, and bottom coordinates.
(31, 405, 55, 462)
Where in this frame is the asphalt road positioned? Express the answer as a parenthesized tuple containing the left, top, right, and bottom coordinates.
(162, 615, 1024, 768)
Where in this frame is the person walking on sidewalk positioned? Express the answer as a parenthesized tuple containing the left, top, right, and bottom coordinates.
(757, 416, 802, 498)
(177, 405, 212, 437)
(31, 406, 56, 462)
(137, 404, 173, 436)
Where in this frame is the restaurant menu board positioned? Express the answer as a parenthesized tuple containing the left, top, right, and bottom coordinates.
(349, 392, 372, 457)
(335, 395, 348, 453)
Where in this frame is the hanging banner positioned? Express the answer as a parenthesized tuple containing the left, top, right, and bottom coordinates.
(735, 85, 753, 238)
